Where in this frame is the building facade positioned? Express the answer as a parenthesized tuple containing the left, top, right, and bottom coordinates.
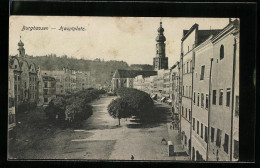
(208, 19, 239, 161)
(192, 36, 214, 161)
(9, 37, 40, 108)
(42, 76, 56, 106)
(169, 62, 180, 128)
(111, 69, 157, 91)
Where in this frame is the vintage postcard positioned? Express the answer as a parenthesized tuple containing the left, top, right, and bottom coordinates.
(8, 16, 239, 161)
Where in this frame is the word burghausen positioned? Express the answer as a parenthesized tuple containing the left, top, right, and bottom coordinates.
(21, 25, 86, 31)
(21, 26, 48, 31)
(58, 26, 86, 31)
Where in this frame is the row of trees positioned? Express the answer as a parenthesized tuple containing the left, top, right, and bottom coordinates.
(107, 88, 154, 125)
(45, 89, 106, 127)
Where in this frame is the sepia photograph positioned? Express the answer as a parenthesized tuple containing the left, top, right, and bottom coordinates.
(8, 16, 239, 161)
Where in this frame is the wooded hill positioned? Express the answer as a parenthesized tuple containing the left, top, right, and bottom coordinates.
(11, 54, 153, 85)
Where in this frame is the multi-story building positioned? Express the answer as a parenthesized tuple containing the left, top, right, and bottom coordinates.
(9, 37, 40, 107)
(76, 71, 91, 91)
(208, 19, 239, 161)
(177, 19, 240, 161)
(133, 75, 153, 94)
(111, 69, 157, 91)
(192, 34, 215, 161)
(169, 62, 180, 125)
(37, 66, 44, 106)
(162, 69, 171, 100)
(179, 23, 222, 156)
(70, 69, 77, 93)
(8, 68, 16, 131)
(133, 75, 144, 90)
(42, 75, 56, 106)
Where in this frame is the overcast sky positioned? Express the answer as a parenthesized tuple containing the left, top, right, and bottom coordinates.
(9, 16, 231, 66)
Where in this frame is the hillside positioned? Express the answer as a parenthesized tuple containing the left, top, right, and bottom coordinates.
(12, 54, 154, 85)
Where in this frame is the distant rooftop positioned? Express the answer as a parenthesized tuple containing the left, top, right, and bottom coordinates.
(113, 69, 157, 79)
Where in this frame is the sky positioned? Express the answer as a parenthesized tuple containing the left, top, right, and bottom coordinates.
(9, 16, 231, 66)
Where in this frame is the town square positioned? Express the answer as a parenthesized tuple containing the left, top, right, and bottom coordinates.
(8, 16, 239, 161)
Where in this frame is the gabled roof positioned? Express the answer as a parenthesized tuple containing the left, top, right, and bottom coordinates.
(113, 69, 157, 79)
(182, 23, 222, 46)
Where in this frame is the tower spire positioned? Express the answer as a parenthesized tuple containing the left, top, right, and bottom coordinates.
(153, 20, 168, 70)
(18, 35, 25, 57)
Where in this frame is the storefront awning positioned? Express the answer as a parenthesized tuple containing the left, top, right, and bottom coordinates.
(161, 97, 166, 101)
(151, 94, 157, 99)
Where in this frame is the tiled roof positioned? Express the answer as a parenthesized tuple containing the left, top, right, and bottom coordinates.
(113, 69, 157, 78)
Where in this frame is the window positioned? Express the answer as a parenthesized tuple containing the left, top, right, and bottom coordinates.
(234, 140, 239, 159)
(200, 65, 205, 80)
(201, 93, 204, 108)
(213, 90, 217, 105)
(188, 109, 191, 121)
(44, 98, 48, 102)
(183, 86, 184, 96)
(185, 108, 187, 118)
(201, 123, 204, 139)
(197, 93, 200, 106)
(206, 94, 209, 109)
(189, 86, 192, 98)
(211, 127, 214, 141)
(193, 118, 195, 130)
(235, 96, 239, 116)
(216, 129, 222, 147)
(25, 82, 27, 88)
(226, 88, 231, 107)
(185, 136, 187, 146)
(219, 89, 223, 105)
(223, 134, 229, 154)
(187, 62, 189, 73)
(186, 86, 188, 96)
(194, 92, 196, 104)
(190, 61, 192, 72)
(205, 126, 208, 143)
(220, 45, 224, 60)
(182, 107, 184, 116)
(44, 89, 48, 95)
(197, 121, 199, 135)
(44, 82, 48, 88)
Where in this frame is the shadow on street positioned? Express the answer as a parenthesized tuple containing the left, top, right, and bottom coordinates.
(126, 104, 172, 129)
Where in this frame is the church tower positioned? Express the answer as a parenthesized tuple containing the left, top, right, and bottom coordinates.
(153, 21, 168, 70)
(18, 36, 25, 57)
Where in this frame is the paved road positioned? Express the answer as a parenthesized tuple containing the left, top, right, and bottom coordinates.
(70, 96, 176, 160)
(10, 96, 188, 160)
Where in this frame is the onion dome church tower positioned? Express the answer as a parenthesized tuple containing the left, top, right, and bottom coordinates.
(153, 21, 168, 70)
(18, 36, 25, 57)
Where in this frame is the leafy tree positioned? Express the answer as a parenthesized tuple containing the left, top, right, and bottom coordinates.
(107, 98, 132, 125)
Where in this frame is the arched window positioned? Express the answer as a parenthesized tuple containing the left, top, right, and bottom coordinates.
(220, 45, 224, 60)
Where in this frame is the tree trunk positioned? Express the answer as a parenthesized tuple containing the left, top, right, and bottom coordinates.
(118, 118, 120, 125)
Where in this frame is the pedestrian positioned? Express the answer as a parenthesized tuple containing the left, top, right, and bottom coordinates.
(131, 155, 134, 160)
